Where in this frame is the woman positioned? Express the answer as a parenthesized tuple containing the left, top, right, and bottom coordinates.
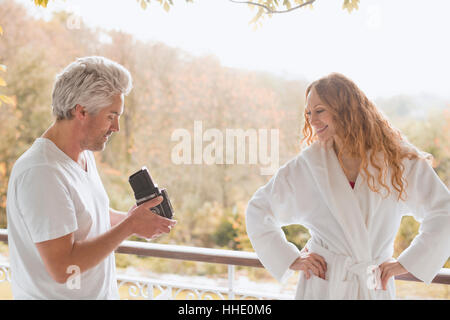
(245, 73, 450, 299)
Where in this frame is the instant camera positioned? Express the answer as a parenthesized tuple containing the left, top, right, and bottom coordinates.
(128, 167, 174, 219)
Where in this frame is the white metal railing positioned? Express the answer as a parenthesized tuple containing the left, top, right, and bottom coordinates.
(0, 229, 449, 300)
(0, 261, 292, 300)
(115, 271, 293, 300)
(0, 229, 293, 299)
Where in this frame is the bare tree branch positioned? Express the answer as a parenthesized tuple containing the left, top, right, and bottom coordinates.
(229, 0, 316, 14)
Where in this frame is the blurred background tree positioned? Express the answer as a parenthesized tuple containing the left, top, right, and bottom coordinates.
(32, 0, 360, 25)
(0, 0, 448, 272)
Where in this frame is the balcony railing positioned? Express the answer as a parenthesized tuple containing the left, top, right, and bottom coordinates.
(0, 229, 449, 299)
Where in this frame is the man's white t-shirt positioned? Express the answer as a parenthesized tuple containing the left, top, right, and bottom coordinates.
(6, 138, 119, 299)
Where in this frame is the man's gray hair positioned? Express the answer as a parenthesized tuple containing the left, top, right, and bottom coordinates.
(51, 56, 133, 120)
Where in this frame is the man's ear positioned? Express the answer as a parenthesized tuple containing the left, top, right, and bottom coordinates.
(72, 104, 88, 120)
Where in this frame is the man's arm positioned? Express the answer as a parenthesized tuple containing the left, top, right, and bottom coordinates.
(36, 214, 133, 284)
(35, 196, 176, 284)
(110, 207, 127, 227)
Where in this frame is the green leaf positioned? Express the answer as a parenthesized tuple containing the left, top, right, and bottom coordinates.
(342, 0, 359, 13)
(34, 0, 49, 8)
(283, 0, 292, 10)
(163, 1, 171, 12)
(249, 8, 264, 24)
(0, 95, 14, 105)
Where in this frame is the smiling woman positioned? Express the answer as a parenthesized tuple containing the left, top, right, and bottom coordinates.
(1, 0, 448, 301)
(302, 73, 431, 200)
(246, 72, 450, 300)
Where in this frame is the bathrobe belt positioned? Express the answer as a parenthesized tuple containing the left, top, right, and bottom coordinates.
(306, 240, 392, 299)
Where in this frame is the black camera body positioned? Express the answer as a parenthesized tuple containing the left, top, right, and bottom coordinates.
(128, 167, 174, 219)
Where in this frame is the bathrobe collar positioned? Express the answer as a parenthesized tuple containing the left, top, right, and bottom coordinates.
(302, 140, 372, 263)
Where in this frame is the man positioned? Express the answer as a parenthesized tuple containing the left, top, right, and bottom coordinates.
(6, 56, 177, 299)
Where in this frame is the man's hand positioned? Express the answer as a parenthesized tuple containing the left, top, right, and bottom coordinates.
(35, 196, 176, 284)
(126, 196, 177, 239)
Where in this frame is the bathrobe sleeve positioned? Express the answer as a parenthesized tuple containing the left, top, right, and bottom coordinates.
(397, 157, 450, 284)
(246, 157, 306, 283)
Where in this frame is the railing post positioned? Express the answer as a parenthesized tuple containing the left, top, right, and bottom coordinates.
(146, 283, 153, 300)
(228, 264, 235, 300)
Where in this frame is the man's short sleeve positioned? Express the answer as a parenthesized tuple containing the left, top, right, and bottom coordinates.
(15, 166, 78, 243)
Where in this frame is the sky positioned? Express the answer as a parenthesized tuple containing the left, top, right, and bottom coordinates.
(19, 0, 450, 100)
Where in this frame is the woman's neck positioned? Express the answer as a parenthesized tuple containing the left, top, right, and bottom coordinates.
(332, 137, 361, 170)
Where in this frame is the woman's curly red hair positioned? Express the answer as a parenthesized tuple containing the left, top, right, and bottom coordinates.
(301, 73, 431, 201)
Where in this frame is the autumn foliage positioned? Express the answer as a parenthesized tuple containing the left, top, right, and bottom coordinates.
(0, 2, 448, 272)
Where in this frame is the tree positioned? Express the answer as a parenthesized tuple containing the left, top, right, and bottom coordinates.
(2, 0, 449, 275)
(32, 0, 360, 24)
(0, 26, 15, 107)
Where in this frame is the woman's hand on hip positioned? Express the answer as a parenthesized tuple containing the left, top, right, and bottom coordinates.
(289, 247, 327, 280)
(379, 259, 408, 290)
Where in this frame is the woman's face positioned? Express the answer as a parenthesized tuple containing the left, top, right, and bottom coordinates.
(305, 87, 336, 143)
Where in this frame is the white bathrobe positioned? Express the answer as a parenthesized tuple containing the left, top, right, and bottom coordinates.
(246, 140, 450, 299)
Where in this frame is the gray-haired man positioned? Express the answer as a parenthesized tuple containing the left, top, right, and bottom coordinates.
(6, 56, 176, 299)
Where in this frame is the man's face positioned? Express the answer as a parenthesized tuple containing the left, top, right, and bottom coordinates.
(81, 93, 124, 151)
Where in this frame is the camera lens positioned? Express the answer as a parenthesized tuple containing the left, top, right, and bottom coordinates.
(129, 167, 158, 204)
